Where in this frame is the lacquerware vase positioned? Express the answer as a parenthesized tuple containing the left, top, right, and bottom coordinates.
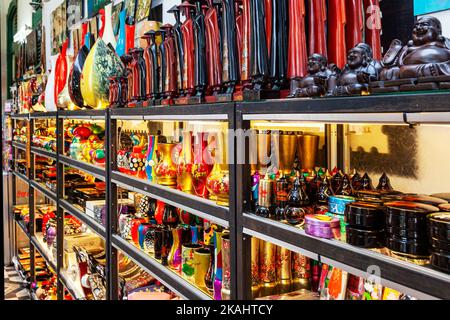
(145, 135, 157, 182)
(102, 4, 117, 49)
(182, 243, 202, 282)
(204, 244, 215, 293)
(221, 233, 231, 300)
(154, 200, 165, 225)
(206, 132, 230, 206)
(55, 40, 72, 109)
(168, 227, 183, 272)
(162, 205, 179, 229)
(116, 7, 126, 57)
(69, 31, 92, 109)
(177, 131, 194, 193)
(80, 38, 125, 109)
(194, 248, 212, 290)
(154, 143, 178, 187)
(44, 56, 58, 112)
(191, 132, 213, 198)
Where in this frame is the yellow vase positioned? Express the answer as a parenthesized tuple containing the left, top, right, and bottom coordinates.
(206, 131, 229, 206)
(154, 143, 178, 187)
(80, 38, 125, 109)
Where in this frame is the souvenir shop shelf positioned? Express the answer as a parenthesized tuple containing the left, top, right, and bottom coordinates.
(112, 235, 211, 300)
(242, 213, 450, 300)
(30, 180, 57, 203)
(31, 234, 57, 272)
(12, 141, 27, 151)
(59, 155, 106, 182)
(31, 146, 57, 160)
(58, 109, 107, 120)
(11, 114, 30, 120)
(235, 104, 450, 300)
(12, 170, 29, 184)
(60, 199, 107, 239)
(237, 91, 450, 116)
(58, 269, 86, 300)
(29, 112, 58, 119)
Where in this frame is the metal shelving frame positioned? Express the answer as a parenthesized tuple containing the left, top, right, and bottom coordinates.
(235, 91, 450, 300)
(7, 91, 450, 301)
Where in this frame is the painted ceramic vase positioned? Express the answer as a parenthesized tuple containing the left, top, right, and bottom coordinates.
(221, 233, 231, 300)
(213, 230, 229, 300)
(44, 56, 58, 112)
(191, 132, 213, 198)
(162, 205, 179, 229)
(119, 213, 133, 240)
(102, 4, 117, 49)
(129, 146, 147, 179)
(194, 247, 212, 290)
(131, 218, 146, 245)
(55, 40, 73, 109)
(80, 39, 125, 109)
(154, 200, 165, 225)
(168, 227, 183, 272)
(206, 132, 229, 206)
(116, 7, 126, 57)
(145, 135, 158, 182)
(154, 143, 178, 187)
(182, 243, 202, 282)
(176, 131, 194, 194)
(69, 31, 93, 109)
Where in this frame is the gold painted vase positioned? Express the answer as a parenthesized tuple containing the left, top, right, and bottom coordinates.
(182, 243, 202, 282)
(291, 253, 311, 290)
(154, 143, 178, 187)
(275, 132, 297, 175)
(221, 233, 231, 300)
(206, 131, 229, 206)
(251, 237, 261, 299)
(297, 134, 319, 170)
(176, 131, 194, 194)
(194, 247, 212, 290)
(277, 247, 292, 294)
(80, 38, 125, 109)
(250, 131, 271, 174)
(259, 241, 277, 297)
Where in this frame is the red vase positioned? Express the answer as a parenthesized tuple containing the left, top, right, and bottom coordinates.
(328, 0, 347, 69)
(308, 0, 327, 57)
(191, 133, 213, 198)
(179, 1, 196, 96)
(345, 0, 364, 50)
(131, 218, 146, 245)
(54, 39, 69, 105)
(205, 0, 223, 94)
(287, 0, 307, 80)
(155, 200, 166, 225)
(130, 146, 147, 180)
(125, 21, 136, 55)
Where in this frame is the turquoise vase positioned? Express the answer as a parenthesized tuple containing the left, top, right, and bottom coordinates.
(116, 8, 126, 57)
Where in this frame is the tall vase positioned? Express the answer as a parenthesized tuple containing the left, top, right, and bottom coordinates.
(308, 0, 327, 57)
(278, 247, 292, 294)
(129, 146, 147, 180)
(154, 200, 165, 225)
(194, 247, 212, 290)
(162, 205, 179, 229)
(291, 253, 311, 290)
(213, 230, 228, 300)
(287, 0, 308, 94)
(205, 0, 223, 95)
(251, 237, 260, 299)
(145, 134, 157, 182)
(193, 0, 207, 97)
(102, 3, 117, 49)
(259, 240, 277, 297)
(44, 56, 58, 112)
(168, 227, 183, 272)
(168, 6, 184, 93)
(116, 7, 126, 57)
(206, 131, 230, 206)
(328, 0, 347, 69)
(54, 39, 71, 109)
(191, 132, 213, 198)
(221, 0, 240, 95)
(179, 1, 196, 97)
(177, 131, 194, 194)
(160, 24, 178, 100)
(249, 0, 269, 90)
(364, 0, 382, 60)
(204, 244, 215, 293)
(69, 28, 92, 109)
(268, 0, 288, 90)
(182, 243, 202, 282)
(80, 37, 125, 109)
(125, 17, 136, 54)
(221, 233, 231, 300)
(154, 143, 178, 187)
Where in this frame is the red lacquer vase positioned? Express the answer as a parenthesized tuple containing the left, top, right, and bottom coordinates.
(205, 0, 223, 95)
(287, 0, 308, 80)
(345, 0, 364, 50)
(328, 0, 347, 69)
(191, 133, 213, 198)
(179, 1, 196, 97)
(308, 0, 327, 57)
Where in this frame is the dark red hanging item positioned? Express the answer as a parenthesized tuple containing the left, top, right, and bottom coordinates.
(308, 0, 327, 57)
(364, 0, 382, 60)
(345, 0, 364, 50)
(205, 0, 223, 95)
(179, 1, 196, 96)
(328, 0, 347, 69)
(287, 0, 307, 80)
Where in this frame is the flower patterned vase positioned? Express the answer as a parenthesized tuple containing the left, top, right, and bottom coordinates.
(191, 132, 213, 198)
(259, 240, 277, 297)
(182, 243, 202, 282)
(55, 39, 73, 109)
(221, 233, 231, 300)
(154, 143, 178, 187)
(130, 146, 147, 179)
(194, 247, 212, 290)
(168, 227, 183, 273)
(69, 26, 92, 109)
(80, 38, 125, 109)
(176, 131, 194, 194)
